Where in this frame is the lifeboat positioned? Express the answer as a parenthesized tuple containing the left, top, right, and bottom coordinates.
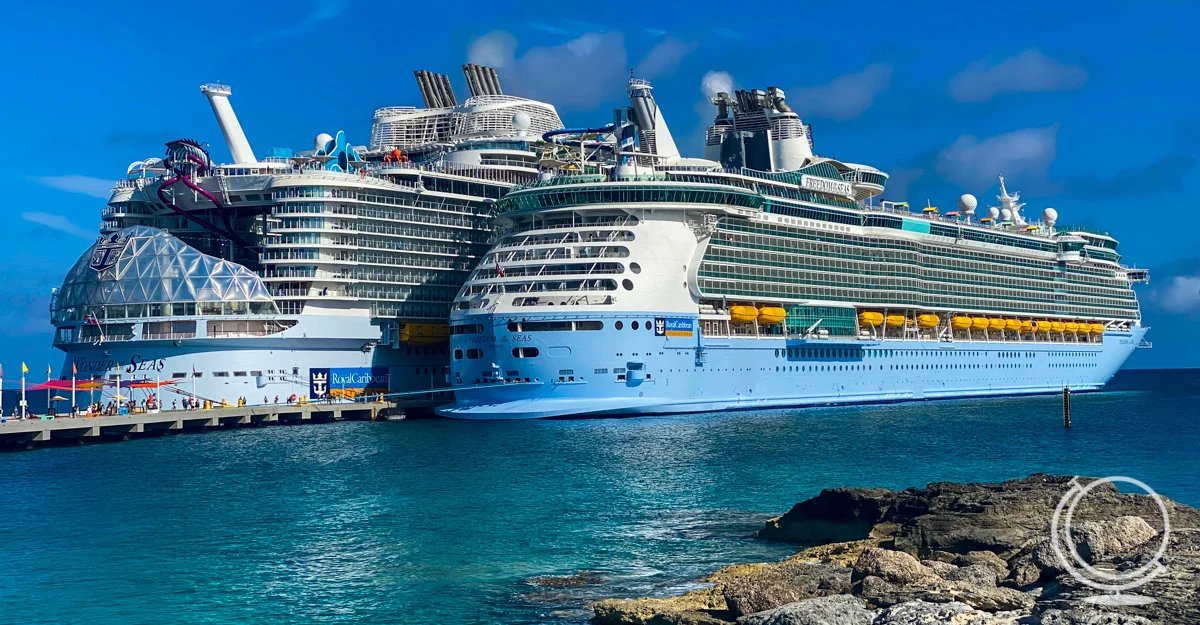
(951, 316, 972, 330)
(1065, 322, 1080, 333)
(885, 314, 906, 328)
(1091, 322, 1106, 334)
(917, 314, 940, 328)
(971, 317, 989, 330)
(1005, 319, 1021, 331)
(757, 307, 787, 325)
(988, 318, 1005, 331)
(729, 305, 759, 324)
(1020, 320, 1034, 332)
(1036, 321, 1052, 332)
(1051, 321, 1067, 332)
(399, 323, 449, 345)
(859, 311, 884, 327)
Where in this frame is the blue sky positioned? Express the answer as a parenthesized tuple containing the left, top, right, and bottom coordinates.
(0, 1, 1197, 370)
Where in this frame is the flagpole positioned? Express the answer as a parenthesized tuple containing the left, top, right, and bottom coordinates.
(72, 368, 77, 412)
(46, 365, 51, 416)
(21, 367, 27, 420)
(1, 366, 5, 418)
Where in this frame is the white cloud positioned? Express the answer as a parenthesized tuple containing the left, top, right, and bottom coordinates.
(32, 175, 113, 199)
(635, 37, 696, 80)
(788, 64, 892, 121)
(1157, 275, 1200, 314)
(22, 212, 94, 239)
(949, 49, 1088, 103)
(701, 71, 734, 99)
(467, 31, 627, 110)
(935, 125, 1059, 189)
(251, 0, 347, 44)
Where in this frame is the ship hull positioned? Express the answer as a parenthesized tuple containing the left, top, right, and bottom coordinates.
(438, 317, 1146, 420)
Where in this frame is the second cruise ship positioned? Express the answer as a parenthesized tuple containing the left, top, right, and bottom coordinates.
(440, 77, 1151, 419)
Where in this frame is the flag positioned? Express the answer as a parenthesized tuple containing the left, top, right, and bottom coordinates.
(84, 313, 99, 326)
(72, 362, 78, 375)
(494, 255, 505, 278)
(21, 362, 28, 374)
(47, 364, 52, 376)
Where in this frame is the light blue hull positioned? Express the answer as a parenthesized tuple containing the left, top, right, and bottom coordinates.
(439, 315, 1147, 420)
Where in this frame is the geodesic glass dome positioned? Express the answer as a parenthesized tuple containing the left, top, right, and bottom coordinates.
(52, 226, 276, 322)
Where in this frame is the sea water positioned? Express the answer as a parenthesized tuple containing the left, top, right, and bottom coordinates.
(1, 369, 1196, 624)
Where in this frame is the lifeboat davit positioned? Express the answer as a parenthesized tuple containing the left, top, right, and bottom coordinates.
(885, 314, 906, 328)
(1036, 320, 1052, 332)
(758, 307, 787, 325)
(729, 305, 759, 324)
(1091, 322, 1106, 334)
(970, 317, 989, 330)
(399, 323, 449, 344)
(1005, 319, 1021, 331)
(859, 311, 884, 327)
(951, 316, 972, 330)
(917, 314, 939, 328)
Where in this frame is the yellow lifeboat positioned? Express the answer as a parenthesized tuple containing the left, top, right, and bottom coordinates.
(988, 318, 1005, 331)
(971, 317, 989, 330)
(757, 307, 787, 325)
(1051, 321, 1067, 332)
(1020, 320, 1034, 332)
(1065, 322, 1080, 333)
(1005, 319, 1021, 331)
(917, 314, 940, 328)
(1091, 322, 1105, 334)
(859, 311, 884, 327)
(951, 316, 972, 330)
(729, 305, 759, 324)
(885, 314, 906, 328)
(399, 323, 449, 344)
(1036, 321, 1052, 332)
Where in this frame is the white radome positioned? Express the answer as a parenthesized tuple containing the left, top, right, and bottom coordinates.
(1042, 207, 1058, 226)
(988, 206, 1001, 220)
(958, 194, 978, 214)
(315, 132, 334, 151)
(1001, 208, 1013, 222)
(512, 111, 532, 132)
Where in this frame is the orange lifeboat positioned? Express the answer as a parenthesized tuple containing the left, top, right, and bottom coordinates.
(917, 314, 940, 328)
(859, 312, 884, 327)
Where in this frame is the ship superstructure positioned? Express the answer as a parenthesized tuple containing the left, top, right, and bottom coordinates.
(53, 67, 563, 403)
(439, 77, 1150, 419)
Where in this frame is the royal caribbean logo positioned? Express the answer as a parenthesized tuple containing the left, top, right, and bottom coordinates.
(310, 368, 330, 399)
(654, 317, 694, 337)
(89, 231, 131, 274)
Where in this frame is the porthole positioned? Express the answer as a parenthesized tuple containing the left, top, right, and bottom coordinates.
(630, 262, 641, 274)
(631, 321, 640, 330)
(614, 321, 624, 330)
(622, 279, 634, 290)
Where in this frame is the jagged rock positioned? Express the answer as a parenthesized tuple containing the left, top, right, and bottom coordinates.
(526, 570, 608, 588)
(1036, 608, 1155, 624)
(758, 488, 895, 543)
(590, 586, 729, 625)
(871, 600, 1023, 624)
(722, 561, 852, 617)
(1073, 517, 1157, 562)
(736, 595, 874, 625)
(921, 560, 958, 577)
(852, 548, 941, 587)
(954, 551, 1009, 578)
(946, 564, 1000, 588)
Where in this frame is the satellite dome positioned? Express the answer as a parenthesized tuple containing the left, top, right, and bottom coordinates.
(1000, 208, 1013, 222)
(1042, 207, 1058, 226)
(957, 194, 978, 214)
(987, 206, 1000, 220)
(512, 111, 532, 132)
(314, 132, 334, 152)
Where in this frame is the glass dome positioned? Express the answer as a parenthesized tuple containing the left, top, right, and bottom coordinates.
(53, 226, 276, 323)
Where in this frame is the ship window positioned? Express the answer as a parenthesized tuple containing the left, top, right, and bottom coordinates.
(615, 321, 624, 330)
(193, 372, 204, 378)
(622, 279, 634, 290)
(172, 372, 186, 379)
(631, 321, 640, 330)
(512, 347, 540, 358)
(576, 321, 604, 330)
(454, 349, 463, 360)
(251, 371, 263, 377)
(213, 372, 229, 377)
(466, 349, 482, 359)
(234, 371, 247, 377)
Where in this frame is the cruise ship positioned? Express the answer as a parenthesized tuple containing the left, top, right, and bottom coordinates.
(51, 66, 563, 404)
(439, 77, 1151, 419)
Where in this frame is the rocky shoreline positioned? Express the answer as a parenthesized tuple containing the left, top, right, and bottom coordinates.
(589, 475, 1200, 625)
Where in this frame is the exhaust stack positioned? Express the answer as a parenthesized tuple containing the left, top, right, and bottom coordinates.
(200, 83, 256, 164)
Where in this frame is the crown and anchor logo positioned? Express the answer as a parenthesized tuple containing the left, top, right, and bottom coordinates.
(89, 231, 132, 274)
(310, 370, 329, 398)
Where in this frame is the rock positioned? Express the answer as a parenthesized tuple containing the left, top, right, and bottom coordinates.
(590, 586, 729, 625)
(736, 595, 874, 625)
(1072, 517, 1157, 563)
(758, 488, 895, 543)
(920, 560, 958, 578)
(945, 564, 1000, 588)
(527, 570, 608, 588)
(1036, 608, 1155, 624)
(871, 600, 1023, 624)
(1006, 554, 1042, 588)
(953, 551, 1009, 579)
(723, 561, 853, 617)
(852, 548, 941, 587)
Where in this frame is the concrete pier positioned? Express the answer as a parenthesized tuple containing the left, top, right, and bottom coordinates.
(0, 400, 420, 449)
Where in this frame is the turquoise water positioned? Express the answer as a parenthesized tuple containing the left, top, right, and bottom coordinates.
(1, 369, 1197, 624)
